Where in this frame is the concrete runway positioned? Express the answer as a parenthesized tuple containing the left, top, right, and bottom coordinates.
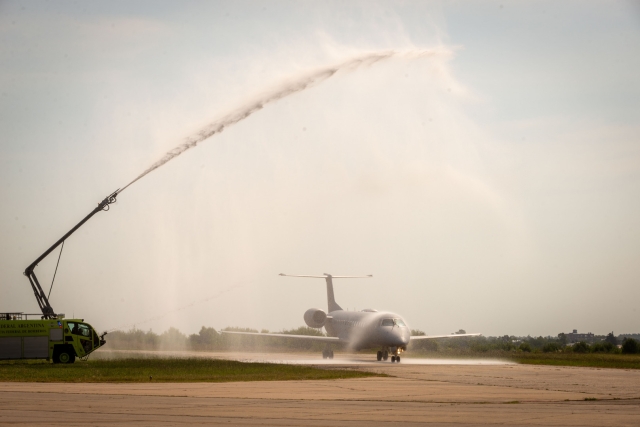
(1, 352, 639, 426)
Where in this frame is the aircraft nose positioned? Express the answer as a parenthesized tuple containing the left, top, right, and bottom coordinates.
(400, 328, 410, 345)
(393, 328, 410, 346)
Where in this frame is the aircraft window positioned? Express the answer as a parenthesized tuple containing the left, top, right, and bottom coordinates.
(394, 319, 407, 327)
(381, 319, 394, 327)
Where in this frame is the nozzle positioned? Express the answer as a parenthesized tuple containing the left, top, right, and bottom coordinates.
(98, 189, 119, 211)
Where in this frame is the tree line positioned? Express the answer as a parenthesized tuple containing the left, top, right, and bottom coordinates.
(105, 326, 337, 352)
(104, 326, 640, 354)
(409, 330, 640, 355)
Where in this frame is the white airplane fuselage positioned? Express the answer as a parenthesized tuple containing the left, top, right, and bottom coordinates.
(325, 309, 411, 351)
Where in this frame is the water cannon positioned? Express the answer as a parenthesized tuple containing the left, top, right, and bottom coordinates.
(23, 189, 120, 319)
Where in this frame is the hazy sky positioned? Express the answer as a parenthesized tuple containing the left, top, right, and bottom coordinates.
(1, 1, 639, 338)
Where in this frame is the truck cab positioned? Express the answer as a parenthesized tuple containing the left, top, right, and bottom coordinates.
(62, 319, 105, 362)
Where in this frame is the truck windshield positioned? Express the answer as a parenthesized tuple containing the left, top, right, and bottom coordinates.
(68, 322, 92, 337)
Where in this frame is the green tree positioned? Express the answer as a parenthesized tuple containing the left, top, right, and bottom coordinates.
(590, 342, 612, 353)
(519, 342, 532, 352)
(542, 342, 560, 353)
(621, 338, 639, 354)
(189, 326, 219, 349)
(106, 328, 159, 350)
(557, 333, 567, 346)
(422, 340, 439, 351)
(159, 327, 188, 349)
(573, 341, 590, 353)
(605, 332, 617, 346)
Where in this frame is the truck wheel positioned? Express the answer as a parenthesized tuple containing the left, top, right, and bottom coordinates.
(54, 347, 76, 364)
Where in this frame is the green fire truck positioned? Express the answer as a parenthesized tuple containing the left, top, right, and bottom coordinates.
(0, 313, 105, 363)
(0, 190, 118, 363)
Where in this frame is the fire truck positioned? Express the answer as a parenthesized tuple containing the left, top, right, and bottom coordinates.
(0, 313, 103, 363)
(0, 190, 118, 363)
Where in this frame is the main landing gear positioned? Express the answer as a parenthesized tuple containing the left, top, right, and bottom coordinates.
(322, 346, 334, 359)
(377, 347, 403, 363)
(376, 350, 388, 361)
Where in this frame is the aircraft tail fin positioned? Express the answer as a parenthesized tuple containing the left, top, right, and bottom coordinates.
(279, 273, 372, 313)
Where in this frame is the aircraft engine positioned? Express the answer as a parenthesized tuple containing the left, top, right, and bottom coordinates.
(303, 308, 327, 328)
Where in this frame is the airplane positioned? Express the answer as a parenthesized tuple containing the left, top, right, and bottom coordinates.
(221, 273, 481, 362)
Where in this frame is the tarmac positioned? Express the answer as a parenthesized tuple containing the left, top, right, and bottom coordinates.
(1, 352, 639, 426)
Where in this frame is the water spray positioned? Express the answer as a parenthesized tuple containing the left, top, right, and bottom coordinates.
(104, 281, 247, 334)
(20, 49, 441, 322)
(117, 49, 442, 195)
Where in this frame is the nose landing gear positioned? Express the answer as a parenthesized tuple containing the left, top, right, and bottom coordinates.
(378, 347, 403, 362)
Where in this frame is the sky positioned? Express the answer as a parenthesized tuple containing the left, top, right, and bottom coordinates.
(1, 1, 639, 338)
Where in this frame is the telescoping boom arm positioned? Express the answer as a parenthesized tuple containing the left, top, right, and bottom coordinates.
(24, 189, 119, 319)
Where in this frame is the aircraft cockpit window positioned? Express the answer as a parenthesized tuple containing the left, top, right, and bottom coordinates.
(381, 319, 394, 327)
(394, 319, 407, 327)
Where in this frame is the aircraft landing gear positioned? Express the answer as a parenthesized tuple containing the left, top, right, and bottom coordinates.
(322, 347, 334, 359)
(377, 350, 388, 361)
(379, 347, 403, 362)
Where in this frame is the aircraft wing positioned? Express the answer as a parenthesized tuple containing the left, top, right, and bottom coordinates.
(410, 333, 482, 340)
(221, 330, 345, 343)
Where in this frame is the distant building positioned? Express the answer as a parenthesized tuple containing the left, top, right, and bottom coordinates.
(565, 329, 595, 343)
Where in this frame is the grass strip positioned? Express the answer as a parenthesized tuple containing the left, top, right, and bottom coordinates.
(0, 358, 384, 383)
(512, 353, 640, 370)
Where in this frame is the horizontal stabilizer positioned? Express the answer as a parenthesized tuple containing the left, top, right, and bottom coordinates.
(279, 273, 372, 279)
(279, 273, 372, 313)
(410, 333, 482, 340)
(221, 330, 345, 343)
